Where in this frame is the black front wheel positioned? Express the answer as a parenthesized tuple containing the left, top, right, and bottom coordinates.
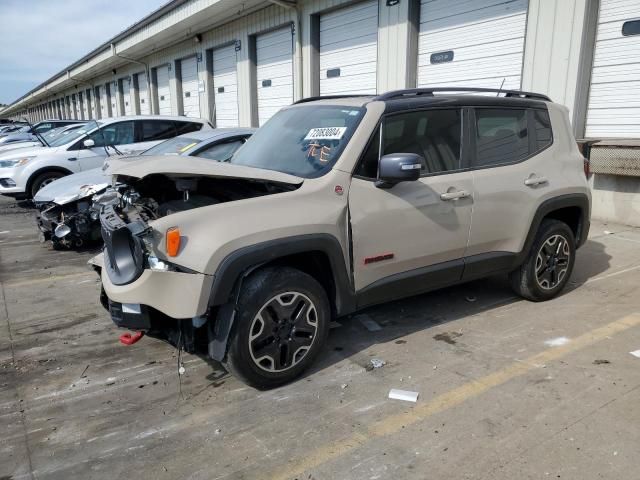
(510, 219, 576, 301)
(223, 267, 330, 389)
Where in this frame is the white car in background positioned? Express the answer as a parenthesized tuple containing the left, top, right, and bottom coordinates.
(0, 115, 212, 198)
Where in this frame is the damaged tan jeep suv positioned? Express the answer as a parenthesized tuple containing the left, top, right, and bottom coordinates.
(94, 88, 591, 388)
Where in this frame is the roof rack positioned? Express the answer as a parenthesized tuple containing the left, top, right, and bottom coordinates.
(375, 88, 551, 102)
(293, 94, 374, 105)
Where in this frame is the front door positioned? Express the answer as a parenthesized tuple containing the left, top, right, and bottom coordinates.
(349, 108, 473, 303)
(77, 120, 136, 170)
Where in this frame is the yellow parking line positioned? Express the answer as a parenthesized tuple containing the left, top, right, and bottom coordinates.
(2, 271, 95, 288)
(268, 313, 640, 480)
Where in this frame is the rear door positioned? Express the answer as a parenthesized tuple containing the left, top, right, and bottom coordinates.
(349, 108, 474, 301)
(465, 107, 554, 272)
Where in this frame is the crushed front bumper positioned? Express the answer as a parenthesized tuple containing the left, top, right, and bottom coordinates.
(101, 259, 214, 320)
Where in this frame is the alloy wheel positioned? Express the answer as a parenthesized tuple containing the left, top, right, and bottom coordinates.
(535, 234, 571, 290)
(248, 291, 319, 372)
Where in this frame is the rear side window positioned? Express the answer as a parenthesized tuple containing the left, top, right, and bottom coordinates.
(533, 109, 552, 152)
(196, 139, 246, 162)
(140, 120, 176, 141)
(175, 121, 203, 135)
(474, 109, 529, 167)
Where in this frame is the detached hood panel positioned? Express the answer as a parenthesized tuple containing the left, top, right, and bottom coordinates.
(110, 155, 304, 186)
(34, 168, 109, 204)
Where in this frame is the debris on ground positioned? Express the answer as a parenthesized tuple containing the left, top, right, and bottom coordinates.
(544, 337, 570, 347)
(604, 230, 613, 235)
(214, 428, 222, 435)
(357, 314, 382, 332)
(366, 358, 386, 371)
(389, 389, 419, 403)
(341, 383, 348, 389)
(629, 350, 640, 359)
(593, 359, 611, 365)
(178, 365, 186, 375)
(433, 332, 462, 345)
(80, 365, 90, 378)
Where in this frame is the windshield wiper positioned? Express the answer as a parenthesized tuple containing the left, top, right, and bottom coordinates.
(36, 131, 50, 147)
(108, 144, 123, 156)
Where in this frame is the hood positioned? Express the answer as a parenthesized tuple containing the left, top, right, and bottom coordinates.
(34, 168, 109, 204)
(110, 155, 304, 185)
(0, 145, 51, 160)
(0, 141, 41, 154)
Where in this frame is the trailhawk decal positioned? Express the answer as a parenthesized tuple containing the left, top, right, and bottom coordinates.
(304, 127, 347, 141)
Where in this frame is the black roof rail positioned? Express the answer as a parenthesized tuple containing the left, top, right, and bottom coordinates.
(293, 94, 375, 104)
(375, 88, 551, 102)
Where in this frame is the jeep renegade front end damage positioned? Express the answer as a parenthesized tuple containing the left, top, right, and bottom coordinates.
(95, 89, 590, 389)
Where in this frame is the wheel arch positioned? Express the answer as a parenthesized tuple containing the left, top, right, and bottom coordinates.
(208, 234, 356, 316)
(521, 193, 590, 262)
(26, 166, 74, 196)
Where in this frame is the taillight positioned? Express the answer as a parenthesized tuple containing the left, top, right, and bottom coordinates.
(166, 227, 181, 257)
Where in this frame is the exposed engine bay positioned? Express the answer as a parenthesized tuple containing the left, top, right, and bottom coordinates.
(99, 173, 298, 223)
(37, 172, 298, 249)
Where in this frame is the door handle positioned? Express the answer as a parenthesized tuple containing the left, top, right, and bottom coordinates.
(440, 190, 471, 201)
(524, 176, 548, 186)
(67, 157, 77, 161)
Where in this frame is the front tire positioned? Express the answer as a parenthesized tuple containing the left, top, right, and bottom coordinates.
(29, 171, 66, 199)
(223, 267, 330, 389)
(509, 219, 576, 301)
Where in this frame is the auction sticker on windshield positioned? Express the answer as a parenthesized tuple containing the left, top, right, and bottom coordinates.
(304, 127, 347, 141)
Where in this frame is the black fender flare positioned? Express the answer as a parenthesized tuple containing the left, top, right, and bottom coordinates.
(206, 234, 356, 361)
(208, 233, 356, 313)
(518, 193, 590, 262)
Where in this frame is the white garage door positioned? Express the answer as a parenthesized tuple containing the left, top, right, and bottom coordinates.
(181, 56, 201, 118)
(137, 72, 151, 115)
(156, 65, 172, 116)
(319, 0, 378, 95)
(256, 26, 294, 126)
(212, 44, 239, 127)
(100, 85, 109, 118)
(417, 0, 528, 90)
(123, 78, 132, 116)
(110, 84, 119, 116)
(586, 0, 640, 138)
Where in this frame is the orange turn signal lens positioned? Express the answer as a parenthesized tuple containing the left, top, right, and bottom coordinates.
(166, 227, 181, 257)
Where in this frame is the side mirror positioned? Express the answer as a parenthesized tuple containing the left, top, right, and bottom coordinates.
(83, 138, 95, 148)
(375, 153, 423, 189)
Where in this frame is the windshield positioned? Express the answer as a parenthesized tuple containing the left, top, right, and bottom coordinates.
(143, 136, 202, 156)
(230, 105, 365, 178)
(49, 121, 100, 147)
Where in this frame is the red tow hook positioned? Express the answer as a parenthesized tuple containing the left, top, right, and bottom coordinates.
(119, 331, 145, 345)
